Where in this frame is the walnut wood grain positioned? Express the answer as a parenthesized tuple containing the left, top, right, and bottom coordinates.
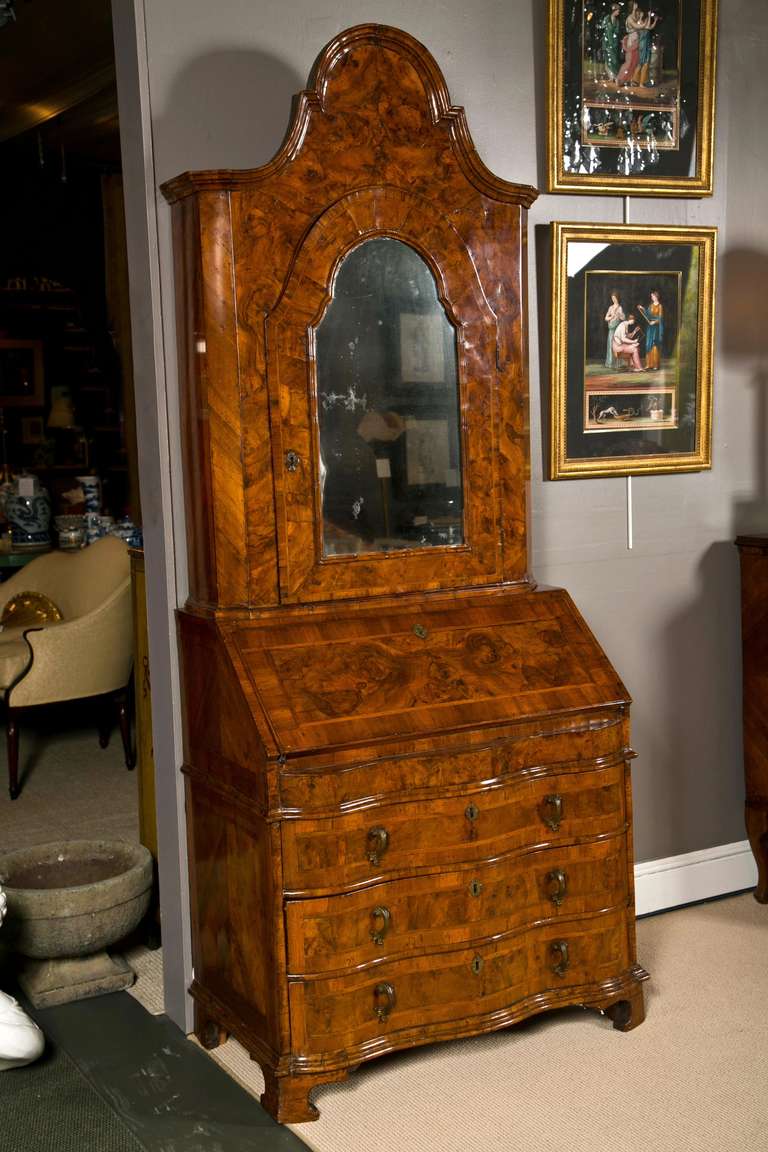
(162, 25, 536, 610)
(281, 762, 627, 893)
(288, 909, 632, 1060)
(223, 587, 629, 756)
(267, 186, 506, 601)
(286, 834, 629, 974)
(736, 535, 768, 901)
(164, 24, 645, 1125)
(278, 711, 627, 813)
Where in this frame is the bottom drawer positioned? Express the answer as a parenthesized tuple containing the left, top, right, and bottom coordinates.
(289, 909, 631, 1058)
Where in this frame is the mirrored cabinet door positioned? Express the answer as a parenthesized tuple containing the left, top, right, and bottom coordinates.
(264, 187, 514, 604)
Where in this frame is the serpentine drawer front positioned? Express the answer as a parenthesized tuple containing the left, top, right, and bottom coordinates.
(288, 909, 632, 1059)
(285, 834, 630, 974)
(281, 762, 627, 892)
(278, 710, 627, 812)
(165, 24, 647, 1125)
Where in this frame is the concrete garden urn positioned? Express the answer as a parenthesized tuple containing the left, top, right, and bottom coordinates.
(0, 840, 153, 1008)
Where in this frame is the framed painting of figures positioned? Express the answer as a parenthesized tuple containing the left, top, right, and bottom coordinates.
(547, 0, 718, 196)
(549, 222, 716, 479)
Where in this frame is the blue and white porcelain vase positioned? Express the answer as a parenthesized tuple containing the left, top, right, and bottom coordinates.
(5, 479, 52, 551)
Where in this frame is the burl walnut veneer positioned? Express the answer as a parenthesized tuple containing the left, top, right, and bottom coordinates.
(162, 24, 647, 1124)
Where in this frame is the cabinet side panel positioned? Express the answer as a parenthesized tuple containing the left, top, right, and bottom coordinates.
(171, 193, 255, 610)
(177, 612, 270, 807)
(179, 610, 287, 1055)
(197, 191, 253, 608)
(186, 779, 284, 1053)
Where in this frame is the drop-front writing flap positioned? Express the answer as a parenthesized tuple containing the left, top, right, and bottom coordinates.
(223, 589, 628, 757)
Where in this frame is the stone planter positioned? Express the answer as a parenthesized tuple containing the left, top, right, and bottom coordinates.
(0, 840, 153, 1008)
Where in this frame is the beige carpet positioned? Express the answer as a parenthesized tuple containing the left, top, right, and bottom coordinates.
(0, 706, 139, 851)
(152, 893, 765, 1152)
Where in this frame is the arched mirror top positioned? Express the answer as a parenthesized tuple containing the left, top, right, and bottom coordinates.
(315, 237, 464, 556)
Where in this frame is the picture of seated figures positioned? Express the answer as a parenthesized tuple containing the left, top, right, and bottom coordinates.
(582, 270, 681, 432)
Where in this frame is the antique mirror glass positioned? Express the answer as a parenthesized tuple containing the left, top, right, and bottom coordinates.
(315, 238, 464, 556)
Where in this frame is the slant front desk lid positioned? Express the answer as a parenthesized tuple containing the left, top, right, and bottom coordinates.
(222, 589, 629, 758)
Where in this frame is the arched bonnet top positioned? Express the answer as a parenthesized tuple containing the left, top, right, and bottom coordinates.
(161, 23, 538, 208)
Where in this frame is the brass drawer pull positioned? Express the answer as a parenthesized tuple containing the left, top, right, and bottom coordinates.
(366, 826, 389, 866)
(412, 623, 428, 639)
(550, 940, 570, 977)
(546, 868, 568, 907)
(373, 981, 396, 1022)
(465, 802, 480, 822)
(540, 793, 563, 832)
(370, 905, 391, 946)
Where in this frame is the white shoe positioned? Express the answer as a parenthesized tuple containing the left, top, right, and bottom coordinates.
(0, 990, 45, 1070)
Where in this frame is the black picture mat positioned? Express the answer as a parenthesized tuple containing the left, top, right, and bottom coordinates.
(562, 0, 702, 183)
(565, 241, 698, 462)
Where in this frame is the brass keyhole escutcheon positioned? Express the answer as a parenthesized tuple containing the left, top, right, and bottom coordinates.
(366, 826, 389, 866)
(471, 954, 483, 975)
(540, 793, 563, 832)
(469, 879, 483, 898)
(285, 449, 300, 472)
(465, 802, 479, 822)
(412, 623, 428, 639)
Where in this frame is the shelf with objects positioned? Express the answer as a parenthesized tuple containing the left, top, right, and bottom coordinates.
(0, 123, 141, 554)
(0, 276, 142, 554)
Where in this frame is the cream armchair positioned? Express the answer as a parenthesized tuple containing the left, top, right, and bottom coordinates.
(0, 535, 134, 799)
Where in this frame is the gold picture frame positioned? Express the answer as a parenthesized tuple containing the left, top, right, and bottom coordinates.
(547, 0, 718, 197)
(550, 221, 716, 479)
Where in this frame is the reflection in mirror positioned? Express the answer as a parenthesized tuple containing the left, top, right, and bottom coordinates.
(315, 238, 464, 556)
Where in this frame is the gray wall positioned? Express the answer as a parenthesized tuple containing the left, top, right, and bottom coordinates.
(114, 0, 768, 1020)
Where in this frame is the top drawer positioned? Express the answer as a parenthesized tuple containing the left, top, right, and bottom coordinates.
(279, 712, 627, 813)
(281, 760, 627, 893)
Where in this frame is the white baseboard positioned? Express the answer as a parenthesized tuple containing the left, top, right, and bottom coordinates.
(634, 840, 758, 916)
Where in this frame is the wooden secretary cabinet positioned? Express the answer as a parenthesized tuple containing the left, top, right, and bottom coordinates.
(162, 24, 647, 1124)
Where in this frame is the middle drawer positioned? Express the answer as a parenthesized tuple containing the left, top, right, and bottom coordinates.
(285, 834, 628, 975)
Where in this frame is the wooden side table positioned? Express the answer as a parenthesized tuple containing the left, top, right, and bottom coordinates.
(736, 534, 768, 902)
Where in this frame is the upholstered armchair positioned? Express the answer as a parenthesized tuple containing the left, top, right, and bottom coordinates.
(0, 535, 135, 799)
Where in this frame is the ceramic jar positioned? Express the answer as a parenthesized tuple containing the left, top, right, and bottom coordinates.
(5, 485, 51, 550)
(76, 475, 102, 513)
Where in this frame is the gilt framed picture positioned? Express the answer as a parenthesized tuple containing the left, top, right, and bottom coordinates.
(547, 0, 718, 196)
(550, 222, 716, 479)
